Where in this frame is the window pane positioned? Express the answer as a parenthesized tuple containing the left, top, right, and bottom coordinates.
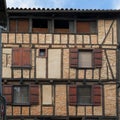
(78, 51, 92, 68)
(78, 87, 91, 96)
(77, 86, 91, 104)
(13, 86, 29, 104)
(39, 49, 46, 57)
(78, 96, 91, 104)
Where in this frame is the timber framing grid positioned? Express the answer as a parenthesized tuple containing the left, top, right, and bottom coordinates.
(2, 8, 120, 120)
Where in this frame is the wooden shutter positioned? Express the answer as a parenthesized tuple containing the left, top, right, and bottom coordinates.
(12, 48, 22, 67)
(92, 85, 101, 106)
(18, 19, 29, 32)
(70, 48, 78, 68)
(93, 49, 102, 68)
(3, 85, 12, 105)
(69, 85, 77, 105)
(77, 22, 90, 33)
(30, 85, 39, 105)
(9, 20, 16, 32)
(22, 48, 31, 67)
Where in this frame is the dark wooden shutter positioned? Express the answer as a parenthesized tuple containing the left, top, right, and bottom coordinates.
(12, 48, 22, 67)
(9, 20, 16, 32)
(3, 85, 12, 105)
(70, 48, 78, 68)
(92, 85, 101, 106)
(30, 85, 39, 105)
(69, 85, 77, 105)
(18, 19, 29, 32)
(93, 49, 102, 68)
(77, 22, 90, 33)
(22, 48, 31, 67)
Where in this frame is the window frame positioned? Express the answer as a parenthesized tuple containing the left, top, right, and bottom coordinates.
(38, 48, 47, 58)
(70, 48, 102, 69)
(3, 85, 39, 106)
(69, 85, 102, 106)
(78, 49, 93, 69)
(77, 85, 92, 105)
(13, 85, 29, 105)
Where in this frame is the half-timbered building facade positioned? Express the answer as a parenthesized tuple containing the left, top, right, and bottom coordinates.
(2, 8, 120, 120)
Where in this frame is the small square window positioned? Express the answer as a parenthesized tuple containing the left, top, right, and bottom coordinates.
(77, 86, 91, 105)
(78, 50, 92, 68)
(39, 49, 47, 57)
(13, 86, 29, 105)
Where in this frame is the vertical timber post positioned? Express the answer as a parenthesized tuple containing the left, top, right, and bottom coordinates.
(0, 27, 2, 96)
(117, 18, 120, 120)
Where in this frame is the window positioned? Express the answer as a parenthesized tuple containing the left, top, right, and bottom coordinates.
(69, 85, 101, 106)
(76, 21, 97, 33)
(54, 20, 69, 33)
(12, 48, 31, 68)
(70, 48, 102, 68)
(32, 19, 48, 33)
(13, 86, 29, 105)
(9, 19, 29, 32)
(3, 85, 39, 105)
(78, 51, 92, 68)
(42, 85, 53, 105)
(77, 86, 91, 104)
(39, 48, 47, 57)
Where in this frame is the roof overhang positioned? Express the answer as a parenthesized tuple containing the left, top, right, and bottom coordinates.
(0, 0, 7, 27)
(7, 8, 120, 19)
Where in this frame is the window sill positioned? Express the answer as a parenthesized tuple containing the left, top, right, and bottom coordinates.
(42, 104, 53, 106)
(78, 67, 94, 70)
(13, 103, 30, 106)
(77, 32, 98, 35)
(77, 103, 92, 106)
(11, 66, 32, 69)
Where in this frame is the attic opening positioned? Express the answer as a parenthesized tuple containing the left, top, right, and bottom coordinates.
(32, 19, 48, 33)
(54, 20, 69, 33)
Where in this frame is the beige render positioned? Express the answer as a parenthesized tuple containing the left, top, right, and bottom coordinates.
(2, 19, 117, 116)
